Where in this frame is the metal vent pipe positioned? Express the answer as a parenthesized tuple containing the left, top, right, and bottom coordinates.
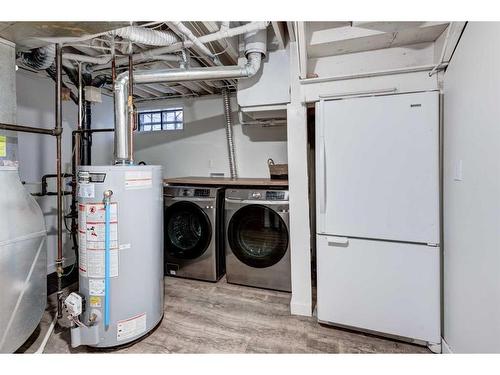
(222, 89, 237, 179)
(113, 29, 267, 164)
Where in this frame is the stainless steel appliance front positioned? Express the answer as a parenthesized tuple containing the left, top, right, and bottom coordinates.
(164, 185, 224, 282)
(225, 188, 291, 292)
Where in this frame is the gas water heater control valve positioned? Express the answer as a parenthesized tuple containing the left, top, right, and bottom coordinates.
(64, 292, 84, 318)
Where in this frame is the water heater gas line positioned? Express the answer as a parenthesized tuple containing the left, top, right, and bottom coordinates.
(103, 189, 113, 329)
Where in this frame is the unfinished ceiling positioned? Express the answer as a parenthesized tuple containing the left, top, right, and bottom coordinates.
(6, 21, 452, 102)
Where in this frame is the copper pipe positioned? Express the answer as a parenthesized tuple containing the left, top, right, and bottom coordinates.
(112, 55, 116, 86)
(0, 122, 56, 135)
(55, 43, 64, 319)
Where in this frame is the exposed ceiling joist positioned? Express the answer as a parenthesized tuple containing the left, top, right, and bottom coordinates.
(272, 22, 287, 50)
(200, 21, 239, 64)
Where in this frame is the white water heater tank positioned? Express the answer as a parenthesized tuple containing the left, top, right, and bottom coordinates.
(71, 165, 164, 348)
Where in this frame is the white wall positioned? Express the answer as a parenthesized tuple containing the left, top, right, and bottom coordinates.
(16, 70, 114, 273)
(134, 94, 288, 178)
(443, 22, 500, 353)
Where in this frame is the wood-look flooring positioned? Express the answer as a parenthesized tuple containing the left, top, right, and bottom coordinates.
(21, 276, 429, 354)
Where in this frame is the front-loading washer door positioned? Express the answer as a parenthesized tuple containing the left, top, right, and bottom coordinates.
(228, 204, 289, 268)
(164, 201, 212, 259)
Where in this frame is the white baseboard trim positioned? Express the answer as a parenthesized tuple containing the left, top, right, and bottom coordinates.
(441, 337, 453, 354)
(290, 298, 312, 317)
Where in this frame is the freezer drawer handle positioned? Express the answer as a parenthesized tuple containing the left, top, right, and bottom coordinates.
(327, 237, 349, 247)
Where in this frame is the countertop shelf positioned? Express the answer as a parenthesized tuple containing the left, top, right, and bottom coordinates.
(164, 176, 288, 188)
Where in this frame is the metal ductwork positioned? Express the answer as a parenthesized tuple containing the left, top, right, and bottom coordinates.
(113, 28, 268, 164)
(19, 44, 55, 70)
(222, 88, 237, 179)
(110, 26, 179, 46)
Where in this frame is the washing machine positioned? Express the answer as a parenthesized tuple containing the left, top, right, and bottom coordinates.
(164, 185, 225, 282)
(225, 188, 291, 292)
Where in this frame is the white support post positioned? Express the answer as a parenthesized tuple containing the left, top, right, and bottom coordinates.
(287, 41, 312, 316)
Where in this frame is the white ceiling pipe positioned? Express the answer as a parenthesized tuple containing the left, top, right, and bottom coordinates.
(220, 22, 230, 32)
(110, 26, 179, 46)
(116, 22, 269, 66)
(200, 21, 269, 44)
(63, 53, 112, 65)
(113, 28, 267, 163)
(171, 21, 220, 64)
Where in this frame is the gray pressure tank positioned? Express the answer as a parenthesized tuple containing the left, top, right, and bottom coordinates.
(0, 166, 47, 353)
(74, 165, 163, 348)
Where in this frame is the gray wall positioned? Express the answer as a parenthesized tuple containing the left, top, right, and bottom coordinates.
(443, 22, 500, 353)
(134, 95, 288, 178)
(16, 70, 115, 273)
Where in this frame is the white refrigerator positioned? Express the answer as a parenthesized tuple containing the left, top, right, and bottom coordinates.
(315, 91, 441, 349)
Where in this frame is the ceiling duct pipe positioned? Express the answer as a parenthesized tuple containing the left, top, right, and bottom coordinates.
(113, 28, 268, 164)
(19, 45, 55, 70)
(110, 26, 179, 46)
(110, 22, 269, 68)
(18, 46, 80, 105)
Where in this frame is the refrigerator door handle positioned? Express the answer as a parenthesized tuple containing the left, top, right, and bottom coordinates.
(327, 236, 349, 247)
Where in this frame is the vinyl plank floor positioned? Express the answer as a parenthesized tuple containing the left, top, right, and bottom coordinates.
(20, 276, 430, 354)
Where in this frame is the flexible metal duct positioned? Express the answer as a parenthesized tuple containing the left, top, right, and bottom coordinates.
(19, 45, 55, 70)
(222, 88, 237, 178)
(110, 26, 179, 46)
(111, 22, 269, 68)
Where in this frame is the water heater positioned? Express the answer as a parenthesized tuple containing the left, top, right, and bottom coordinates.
(68, 165, 163, 348)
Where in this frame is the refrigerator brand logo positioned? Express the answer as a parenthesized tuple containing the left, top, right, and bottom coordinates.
(410, 103, 422, 108)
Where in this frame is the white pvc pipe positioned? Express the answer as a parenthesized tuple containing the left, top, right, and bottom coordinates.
(120, 21, 270, 66)
(200, 21, 269, 44)
(171, 21, 218, 63)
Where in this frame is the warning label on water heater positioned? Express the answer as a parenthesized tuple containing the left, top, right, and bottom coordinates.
(78, 202, 119, 278)
(117, 313, 147, 341)
(125, 170, 152, 190)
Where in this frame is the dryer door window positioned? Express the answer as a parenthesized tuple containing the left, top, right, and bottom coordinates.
(165, 201, 212, 259)
(228, 204, 289, 268)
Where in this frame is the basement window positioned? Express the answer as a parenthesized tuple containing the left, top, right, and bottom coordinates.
(138, 108, 183, 131)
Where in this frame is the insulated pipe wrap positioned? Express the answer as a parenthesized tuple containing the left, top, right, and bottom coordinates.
(111, 26, 179, 46)
(20, 45, 56, 70)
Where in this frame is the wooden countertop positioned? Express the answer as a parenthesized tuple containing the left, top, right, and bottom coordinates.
(164, 176, 288, 187)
